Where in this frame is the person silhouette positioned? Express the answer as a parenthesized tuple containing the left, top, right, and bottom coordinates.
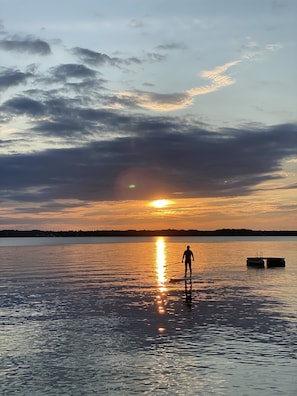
(182, 245, 194, 278)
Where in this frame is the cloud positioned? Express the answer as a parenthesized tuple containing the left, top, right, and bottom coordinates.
(241, 38, 283, 60)
(1, 97, 45, 117)
(128, 19, 144, 29)
(115, 91, 193, 111)
(0, 67, 33, 90)
(1, 117, 296, 204)
(111, 38, 283, 112)
(50, 63, 97, 81)
(0, 36, 51, 55)
(0, 27, 294, 212)
(187, 60, 241, 96)
(156, 42, 187, 51)
(72, 47, 120, 66)
(72, 46, 166, 69)
(113, 35, 283, 113)
(265, 43, 283, 52)
(115, 60, 240, 111)
(72, 47, 142, 67)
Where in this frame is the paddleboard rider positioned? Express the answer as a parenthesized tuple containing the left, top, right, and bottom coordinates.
(182, 245, 194, 277)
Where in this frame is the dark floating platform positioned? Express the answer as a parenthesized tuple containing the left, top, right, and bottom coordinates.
(247, 257, 285, 268)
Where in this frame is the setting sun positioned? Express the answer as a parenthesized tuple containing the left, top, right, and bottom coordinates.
(150, 199, 172, 209)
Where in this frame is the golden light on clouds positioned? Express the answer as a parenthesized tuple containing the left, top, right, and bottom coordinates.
(115, 39, 283, 114)
(187, 60, 241, 97)
(116, 90, 193, 112)
(116, 59, 241, 112)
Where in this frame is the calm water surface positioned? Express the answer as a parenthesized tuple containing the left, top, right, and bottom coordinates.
(1, 236, 296, 395)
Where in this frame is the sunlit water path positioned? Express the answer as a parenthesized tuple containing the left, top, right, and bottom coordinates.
(1, 236, 296, 395)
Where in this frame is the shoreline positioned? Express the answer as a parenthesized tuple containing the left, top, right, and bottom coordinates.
(1, 229, 297, 237)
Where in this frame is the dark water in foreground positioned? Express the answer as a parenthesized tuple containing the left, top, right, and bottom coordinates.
(1, 236, 296, 395)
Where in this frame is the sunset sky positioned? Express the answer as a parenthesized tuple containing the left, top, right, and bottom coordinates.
(1, 0, 296, 231)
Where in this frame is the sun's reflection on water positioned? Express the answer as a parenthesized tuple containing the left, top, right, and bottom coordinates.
(156, 237, 166, 287)
(155, 237, 168, 319)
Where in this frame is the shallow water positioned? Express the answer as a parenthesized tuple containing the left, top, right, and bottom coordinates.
(1, 236, 296, 395)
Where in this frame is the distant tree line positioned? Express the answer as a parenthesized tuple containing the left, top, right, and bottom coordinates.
(0, 229, 296, 237)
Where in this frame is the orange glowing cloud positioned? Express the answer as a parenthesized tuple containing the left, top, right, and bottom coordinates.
(115, 60, 241, 112)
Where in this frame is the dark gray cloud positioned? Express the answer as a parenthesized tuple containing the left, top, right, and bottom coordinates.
(1, 97, 45, 117)
(72, 47, 119, 66)
(0, 68, 33, 90)
(0, 36, 51, 55)
(72, 47, 166, 68)
(51, 63, 97, 81)
(25, 63, 107, 95)
(1, 115, 296, 205)
(72, 47, 141, 67)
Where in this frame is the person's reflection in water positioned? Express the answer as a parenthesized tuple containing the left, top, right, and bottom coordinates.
(184, 278, 192, 308)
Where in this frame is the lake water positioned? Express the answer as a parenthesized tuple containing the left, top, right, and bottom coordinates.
(1, 236, 296, 395)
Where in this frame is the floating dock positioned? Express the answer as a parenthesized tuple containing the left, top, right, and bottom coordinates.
(247, 257, 285, 268)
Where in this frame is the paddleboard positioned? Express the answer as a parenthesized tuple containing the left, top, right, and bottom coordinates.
(169, 277, 191, 282)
